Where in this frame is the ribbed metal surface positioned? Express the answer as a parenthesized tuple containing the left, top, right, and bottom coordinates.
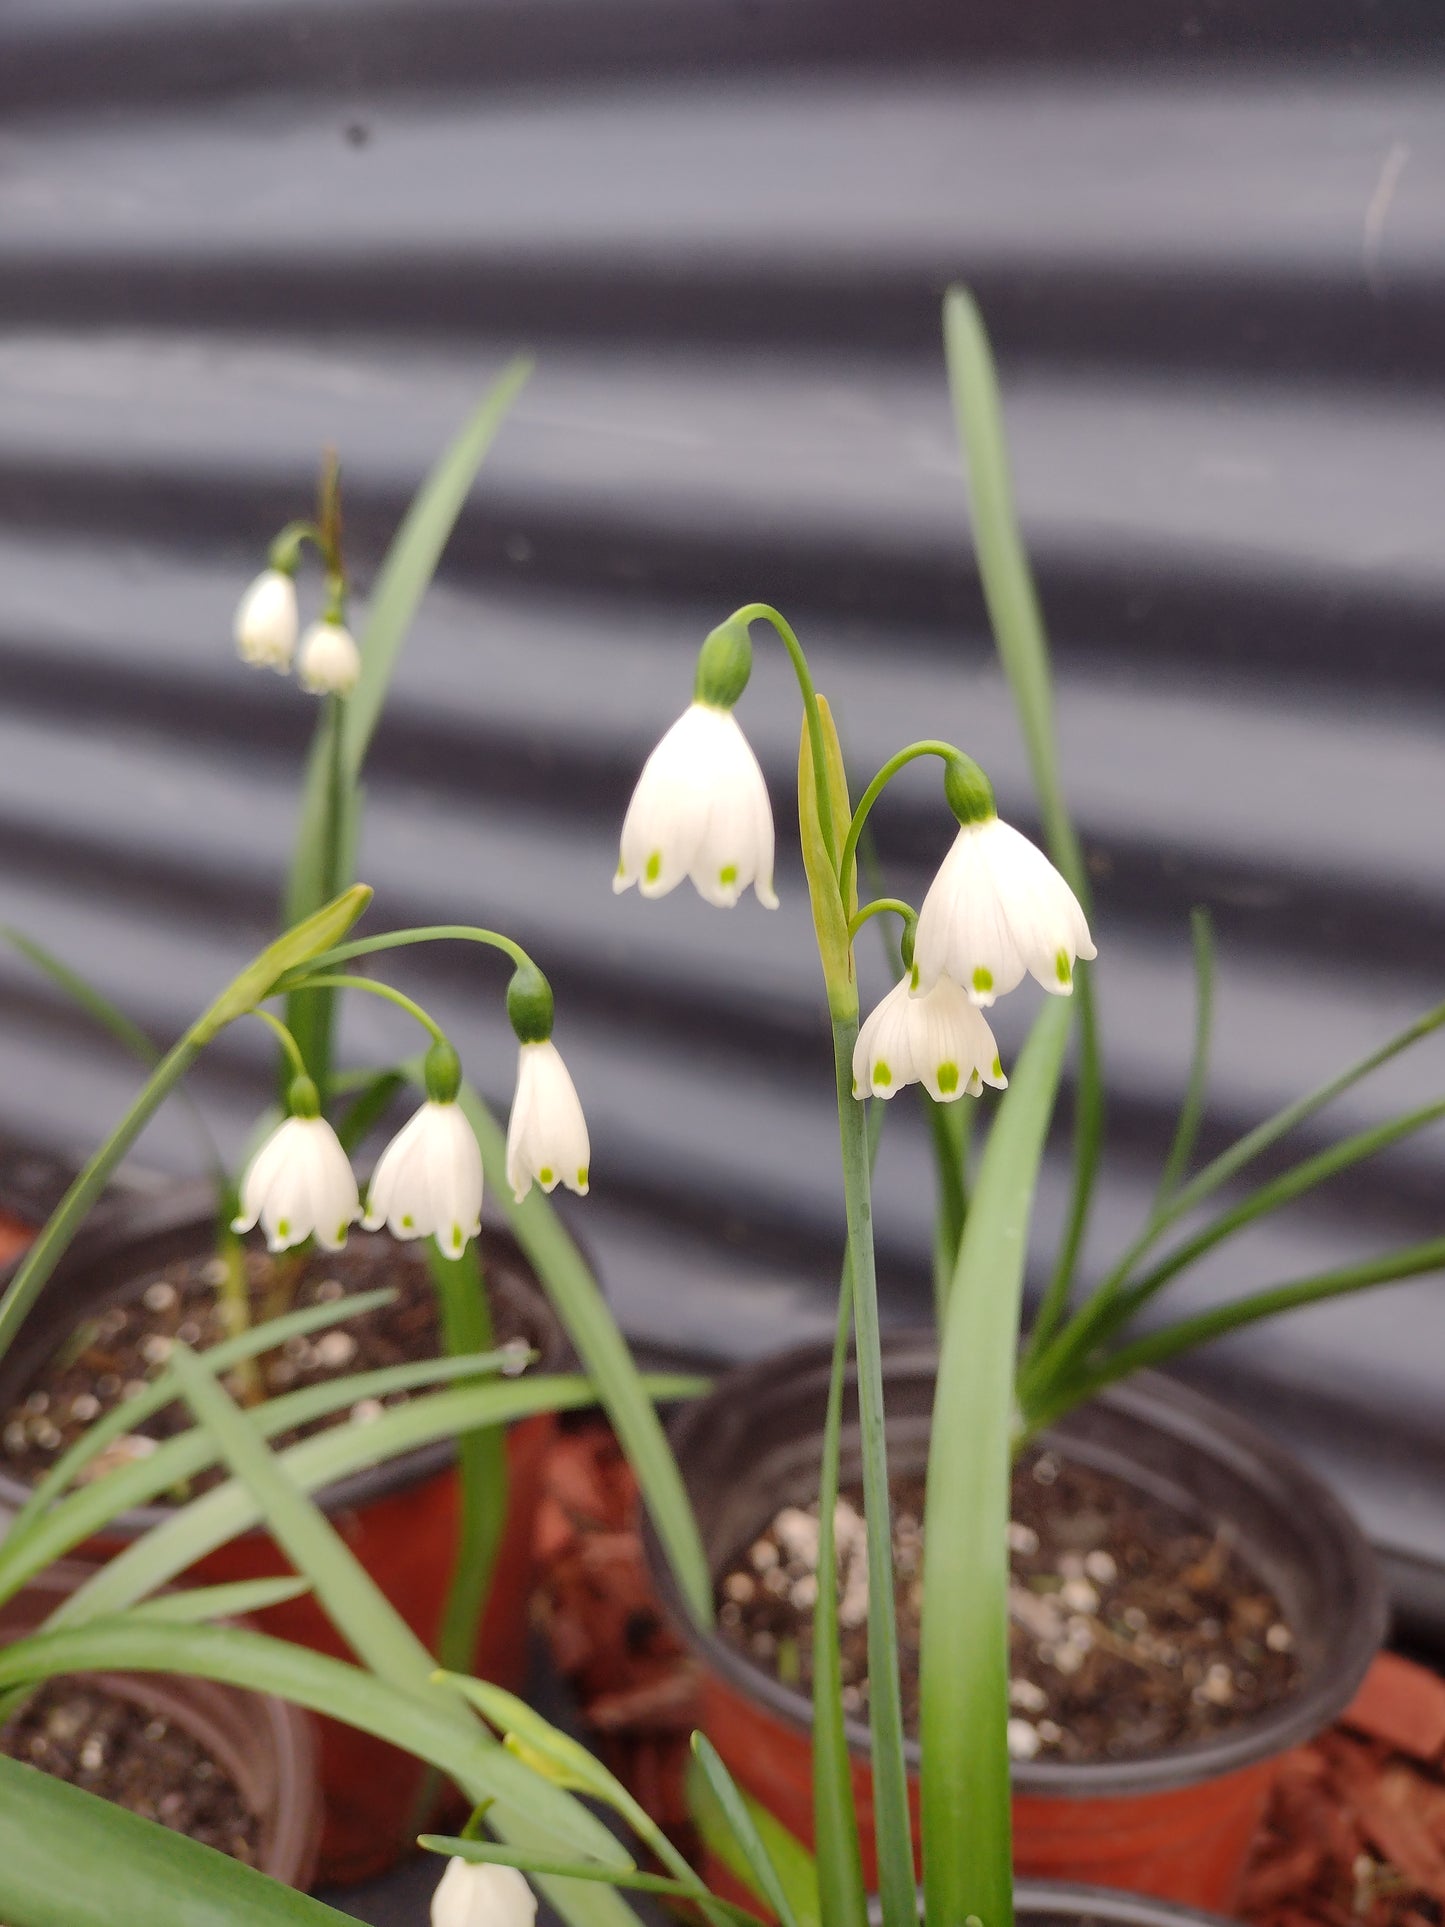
(0, 5, 1443, 1619)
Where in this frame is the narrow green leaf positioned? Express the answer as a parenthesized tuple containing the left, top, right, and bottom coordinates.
(2, 926, 160, 1064)
(1047, 1234, 1445, 1421)
(343, 359, 532, 776)
(687, 1753, 821, 1927)
(419, 1835, 766, 1924)
(49, 1374, 701, 1630)
(454, 1077, 714, 1625)
(4, 1287, 394, 1549)
(427, 1241, 507, 1680)
(920, 997, 1070, 1927)
(126, 1576, 313, 1622)
(691, 1734, 803, 1927)
(0, 1620, 629, 1875)
(943, 284, 1102, 1357)
(198, 885, 372, 1040)
(0, 1750, 356, 1927)
(0, 1346, 524, 1605)
(1150, 907, 1216, 1213)
(158, 1347, 645, 1927)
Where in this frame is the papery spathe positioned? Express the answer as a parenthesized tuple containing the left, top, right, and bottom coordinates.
(853, 972, 1007, 1102)
(430, 1857, 537, 1927)
(234, 569, 299, 671)
(913, 817, 1096, 1007)
(613, 702, 777, 909)
(505, 1041, 591, 1203)
(363, 1100, 483, 1260)
(297, 618, 361, 696)
(232, 1115, 360, 1254)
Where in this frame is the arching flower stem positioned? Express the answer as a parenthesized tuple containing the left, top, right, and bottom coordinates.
(247, 1008, 311, 1083)
(730, 601, 841, 867)
(286, 973, 450, 1048)
(273, 924, 537, 992)
(837, 740, 968, 894)
(847, 897, 918, 953)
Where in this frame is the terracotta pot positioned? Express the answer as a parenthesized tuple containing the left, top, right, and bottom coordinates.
(0, 1564, 321, 1887)
(0, 1184, 569, 1885)
(645, 1331, 1386, 1915)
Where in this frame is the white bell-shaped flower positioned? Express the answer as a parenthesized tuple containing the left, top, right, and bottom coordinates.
(362, 1100, 483, 1261)
(853, 972, 1008, 1102)
(232, 1114, 360, 1254)
(234, 569, 299, 671)
(613, 702, 777, 909)
(505, 1041, 591, 1203)
(297, 618, 361, 696)
(431, 1857, 537, 1927)
(914, 817, 1096, 1007)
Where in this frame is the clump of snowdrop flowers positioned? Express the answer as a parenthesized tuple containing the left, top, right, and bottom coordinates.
(233, 567, 300, 671)
(297, 616, 362, 696)
(363, 1042, 484, 1260)
(504, 967, 591, 1203)
(854, 970, 1007, 1103)
(232, 1076, 360, 1254)
(614, 619, 777, 909)
(914, 754, 1095, 1008)
(431, 1856, 537, 1927)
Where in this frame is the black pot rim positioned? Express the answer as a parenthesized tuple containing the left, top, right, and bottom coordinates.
(875, 1879, 1236, 1927)
(0, 1178, 570, 1537)
(643, 1330, 1388, 1799)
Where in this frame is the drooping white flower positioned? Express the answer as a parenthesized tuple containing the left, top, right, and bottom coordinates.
(234, 568, 299, 671)
(232, 1114, 360, 1254)
(613, 702, 777, 909)
(853, 972, 1008, 1102)
(431, 1857, 537, 1927)
(914, 817, 1096, 1007)
(505, 1041, 591, 1203)
(297, 618, 361, 696)
(362, 1101, 483, 1261)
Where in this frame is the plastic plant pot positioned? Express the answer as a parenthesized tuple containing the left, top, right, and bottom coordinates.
(0, 1184, 569, 1886)
(0, 1564, 322, 1889)
(646, 1331, 1387, 1914)
(869, 1880, 1238, 1927)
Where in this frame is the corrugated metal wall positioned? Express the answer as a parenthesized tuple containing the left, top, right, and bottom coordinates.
(1, 2, 1443, 1621)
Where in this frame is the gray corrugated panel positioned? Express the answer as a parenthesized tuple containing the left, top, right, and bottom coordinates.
(0, 6, 1442, 1625)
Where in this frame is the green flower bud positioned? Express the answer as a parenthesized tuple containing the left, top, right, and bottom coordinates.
(287, 1073, 321, 1119)
(506, 964, 554, 1045)
(423, 1038, 462, 1104)
(943, 752, 996, 827)
(693, 616, 754, 710)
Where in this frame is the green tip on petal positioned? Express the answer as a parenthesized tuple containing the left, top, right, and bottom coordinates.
(719, 863, 738, 886)
(644, 850, 663, 884)
(972, 965, 994, 995)
(576, 1167, 588, 1189)
(873, 1060, 892, 1088)
(936, 1061, 959, 1094)
(539, 1166, 554, 1186)
(992, 1054, 1003, 1079)
(1055, 947, 1072, 985)
(277, 1218, 291, 1240)
(401, 1213, 414, 1231)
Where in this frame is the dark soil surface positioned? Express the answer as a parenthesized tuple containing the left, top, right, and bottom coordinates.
(716, 1446, 1302, 1765)
(0, 1679, 261, 1862)
(0, 1228, 547, 1499)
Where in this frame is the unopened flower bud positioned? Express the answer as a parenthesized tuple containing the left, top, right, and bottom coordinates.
(234, 569, 299, 671)
(297, 618, 361, 696)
